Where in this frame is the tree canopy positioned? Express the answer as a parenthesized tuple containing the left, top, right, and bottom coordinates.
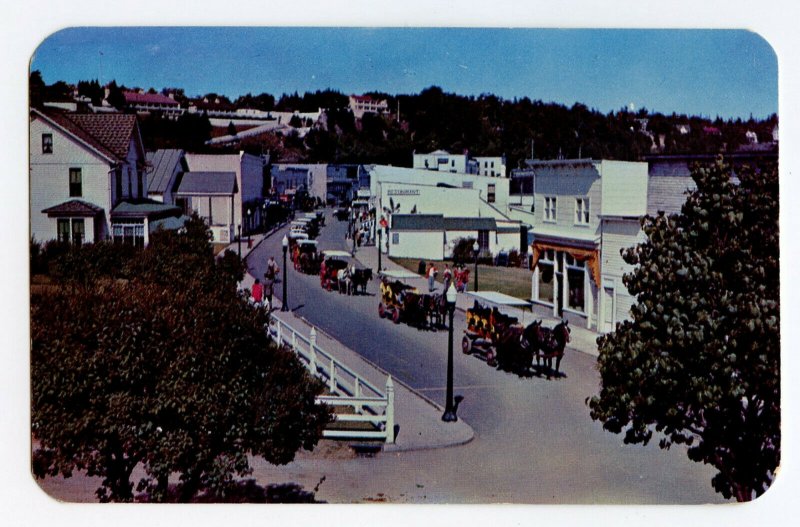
(31, 217, 331, 502)
(588, 159, 780, 501)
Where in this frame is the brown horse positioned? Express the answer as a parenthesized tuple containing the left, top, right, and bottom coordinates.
(523, 319, 571, 379)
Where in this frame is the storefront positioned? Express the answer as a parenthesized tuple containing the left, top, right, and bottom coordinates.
(530, 239, 600, 329)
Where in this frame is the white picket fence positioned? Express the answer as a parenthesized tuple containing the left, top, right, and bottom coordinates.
(267, 316, 396, 444)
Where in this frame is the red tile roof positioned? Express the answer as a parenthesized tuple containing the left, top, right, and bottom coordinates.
(124, 91, 179, 106)
(35, 109, 139, 162)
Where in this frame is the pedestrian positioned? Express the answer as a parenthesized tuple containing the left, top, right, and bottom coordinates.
(264, 255, 280, 310)
(427, 262, 437, 292)
(443, 264, 453, 292)
(251, 278, 264, 308)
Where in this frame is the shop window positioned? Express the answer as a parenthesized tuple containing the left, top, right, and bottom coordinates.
(538, 262, 554, 303)
(567, 266, 585, 312)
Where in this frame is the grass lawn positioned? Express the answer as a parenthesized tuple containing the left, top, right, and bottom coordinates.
(389, 257, 532, 300)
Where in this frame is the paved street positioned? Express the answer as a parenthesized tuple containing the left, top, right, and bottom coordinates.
(245, 210, 727, 504)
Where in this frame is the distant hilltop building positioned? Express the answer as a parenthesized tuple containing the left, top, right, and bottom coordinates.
(349, 94, 388, 119)
(123, 90, 182, 118)
(412, 150, 507, 178)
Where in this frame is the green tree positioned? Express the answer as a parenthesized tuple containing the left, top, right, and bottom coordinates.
(588, 159, 779, 501)
(32, 220, 331, 502)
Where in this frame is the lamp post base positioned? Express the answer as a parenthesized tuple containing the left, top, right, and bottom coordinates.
(441, 410, 458, 422)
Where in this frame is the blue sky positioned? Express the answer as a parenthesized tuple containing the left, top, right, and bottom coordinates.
(31, 27, 777, 119)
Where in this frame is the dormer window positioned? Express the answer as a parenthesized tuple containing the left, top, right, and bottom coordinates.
(42, 134, 53, 154)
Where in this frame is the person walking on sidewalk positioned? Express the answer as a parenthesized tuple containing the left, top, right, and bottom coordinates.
(264, 256, 280, 310)
(251, 278, 264, 308)
(427, 262, 437, 292)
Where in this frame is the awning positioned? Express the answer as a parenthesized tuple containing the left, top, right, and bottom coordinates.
(531, 241, 601, 286)
(467, 291, 532, 307)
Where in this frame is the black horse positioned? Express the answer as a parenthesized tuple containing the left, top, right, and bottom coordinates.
(350, 268, 373, 295)
(523, 319, 571, 379)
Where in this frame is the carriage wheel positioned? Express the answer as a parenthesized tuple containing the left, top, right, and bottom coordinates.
(462, 336, 472, 355)
(486, 349, 497, 367)
(378, 302, 386, 318)
(392, 309, 400, 324)
(326, 280, 332, 292)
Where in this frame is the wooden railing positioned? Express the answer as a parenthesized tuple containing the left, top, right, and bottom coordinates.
(267, 317, 395, 444)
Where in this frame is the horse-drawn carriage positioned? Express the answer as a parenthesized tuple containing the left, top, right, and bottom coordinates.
(462, 300, 572, 378)
(319, 250, 353, 293)
(294, 239, 320, 274)
(378, 277, 447, 329)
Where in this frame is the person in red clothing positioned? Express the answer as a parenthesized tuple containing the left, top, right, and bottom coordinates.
(251, 278, 264, 308)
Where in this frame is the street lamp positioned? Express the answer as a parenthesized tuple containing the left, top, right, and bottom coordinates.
(377, 228, 382, 272)
(442, 282, 458, 422)
(247, 209, 252, 248)
(262, 201, 268, 231)
(473, 240, 480, 292)
(237, 224, 242, 257)
(281, 235, 289, 312)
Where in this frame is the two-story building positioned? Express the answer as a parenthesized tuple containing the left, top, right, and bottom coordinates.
(348, 95, 389, 120)
(513, 159, 648, 332)
(30, 108, 182, 247)
(412, 150, 507, 177)
(185, 152, 269, 236)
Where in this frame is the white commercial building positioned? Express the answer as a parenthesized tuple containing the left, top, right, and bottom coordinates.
(510, 158, 648, 332)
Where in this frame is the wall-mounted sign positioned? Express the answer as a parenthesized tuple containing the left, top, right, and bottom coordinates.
(387, 189, 420, 196)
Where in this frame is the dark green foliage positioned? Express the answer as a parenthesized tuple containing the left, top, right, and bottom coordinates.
(451, 237, 478, 265)
(31, 214, 331, 502)
(588, 159, 779, 502)
(77, 79, 104, 106)
(29, 70, 45, 107)
(106, 80, 126, 110)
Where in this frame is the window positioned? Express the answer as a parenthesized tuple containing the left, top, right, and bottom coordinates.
(462, 181, 473, 189)
(112, 222, 145, 247)
(392, 232, 399, 244)
(69, 168, 82, 197)
(487, 183, 496, 203)
(57, 218, 85, 245)
(71, 219, 85, 245)
(451, 160, 455, 167)
(42, 134, 53, 154)
(575, 198, 590, 225)
(544, 196, 557, 222)
(478, 230, 490, 253)
(57, 219, 70, 243)
(537, 250, 555, 303)
(567, 266, 585, 312)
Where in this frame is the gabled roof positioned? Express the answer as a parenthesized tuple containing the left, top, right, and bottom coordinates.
(42, 199, 104, 217)
(146, 149, 185, 194)
(33, 108, 140, 163)
(175, 172, 238, 196)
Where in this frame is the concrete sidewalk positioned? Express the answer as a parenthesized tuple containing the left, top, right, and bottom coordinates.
(227, 219, 475, 453)
(351, 239, 601, 358)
